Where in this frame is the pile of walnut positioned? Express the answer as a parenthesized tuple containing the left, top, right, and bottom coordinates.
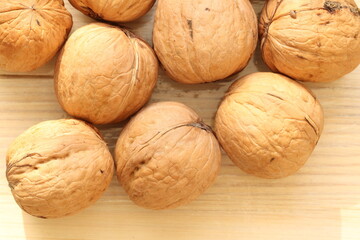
(1, 0, 359, 218)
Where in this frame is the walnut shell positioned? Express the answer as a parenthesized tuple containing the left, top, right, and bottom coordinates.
(215, 72, 324, 179)
(54, 23, 158, 125)
(259, 0, 360, 82)
(0, 0, 72, 72)
(153, 0, 258, 84)
(6, 119, 114, 218)
(115, 102, 221, 209)
(69, 0, 155, 22)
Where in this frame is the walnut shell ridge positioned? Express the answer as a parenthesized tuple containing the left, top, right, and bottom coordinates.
(6, 119, 114, 218)
(153, 0, 258, 84)
(69, 0, 155, 22)
(0, 0, 72, 72)
(115, 102, 222, 209)
(55, 23, 158, 125)
(259, 0, 360, 82)
(215, 72, 324, 179)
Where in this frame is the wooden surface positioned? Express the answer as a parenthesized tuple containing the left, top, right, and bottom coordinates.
(1, 1, 360, 239)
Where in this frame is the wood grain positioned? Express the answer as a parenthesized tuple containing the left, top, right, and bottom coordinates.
(1, 1, 360, 240)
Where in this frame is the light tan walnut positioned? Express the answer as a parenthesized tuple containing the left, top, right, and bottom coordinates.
(153, 0, 258, 84)
(55, 23, 158, 125)
(6, 119, 114, 218)
(260, 0, 360, 82)
(0, 0, 72, 72)
(116, 102, 221, 209)
(69, 0, 155, 22)
(215, 72, 324, 179)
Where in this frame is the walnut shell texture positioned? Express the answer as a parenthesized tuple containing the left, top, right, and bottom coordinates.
(115, 102, 221, 209)
(55, 23, 158, 125)
(259, 0, 360, 82)
(153, 0, 258, 84)
(0, 0, 73, 72)
(215, 72, 324, 179)
(6, 119, 114, 218)
(69, 0, 155, 22)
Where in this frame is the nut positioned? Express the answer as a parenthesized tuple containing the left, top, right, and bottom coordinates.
(115, 102, 221, 209)
(54, 23, 158, 125)
(6, 119, 114, 218)
(0, 0, 72, 72)
(215, 72, 324, 178)
(259, 0, 360, 82)
(69, 0, 155, 22)
(153, 0, 258, 84)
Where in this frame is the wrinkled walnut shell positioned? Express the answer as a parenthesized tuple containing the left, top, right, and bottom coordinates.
(0, 0, 72, 72)
(69, 0, 155, 22)
(215, 72, 324, 179)
(6, 119, 114, 218)
(115, 102, 221, 209)
(55, 23, 158, 125)
(259, 0, 360, 82)
(153, 0, 258, 84)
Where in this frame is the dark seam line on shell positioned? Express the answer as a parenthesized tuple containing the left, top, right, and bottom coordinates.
(6, 145, 91, 189)
(266, 93, 284, 100)
(6, 153, 43, 174)
(184, 122, 213, 132)
(187, 19, 193, 39)
(0, 8, 28, 14)
(296, 54, 307, 60)
(6, 145, 89, 175)
(124, 120, 213, 179)
(305, 116, 319, 136)
(111, 32, 140, 123)
(80, 6, 102, 19)
(261, 0, 284, 50)
(226, 90, 320, 139)
(138, 120, 212, 153)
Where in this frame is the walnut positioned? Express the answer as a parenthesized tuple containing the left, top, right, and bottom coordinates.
(116, 102, 221, 209)
(0, 0, 72, 72)
(69, 0, 155, 22)
(215, 72, 324, 178)
(259, 0, 360, 82)
(55, 23, 158, 124)
(153, 0, 258, 84)
(6, 119, 114, 218)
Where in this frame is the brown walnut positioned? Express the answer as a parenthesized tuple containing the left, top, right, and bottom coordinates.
(153, 0, 258, 84)
(115, 102, 221, 209)
(6, 119, 114, 218)
(215, 72, 324, 178)
(55, 23, 158, 125)
(259, 0, 360, 82)
(0, 0, 72, 72)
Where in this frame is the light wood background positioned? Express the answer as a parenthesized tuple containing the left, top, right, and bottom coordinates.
(1, 1, 360, 239)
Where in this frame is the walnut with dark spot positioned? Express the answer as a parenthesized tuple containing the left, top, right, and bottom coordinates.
(259, 0, 360, 82)
(0, 0, 72, 72)
(153, 0, 258, 84)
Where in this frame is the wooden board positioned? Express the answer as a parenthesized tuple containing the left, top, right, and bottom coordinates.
(1, 1, 360, 239)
